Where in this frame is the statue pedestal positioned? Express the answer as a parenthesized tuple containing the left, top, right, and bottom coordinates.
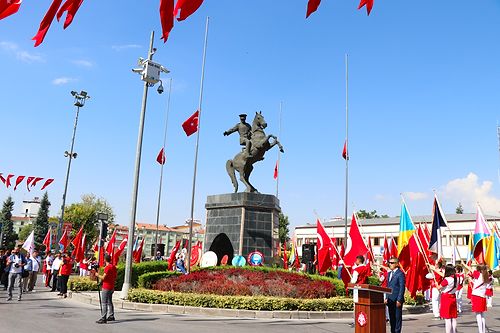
(205, 193, 281, 265)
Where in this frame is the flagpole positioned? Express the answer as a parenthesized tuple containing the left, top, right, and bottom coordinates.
(154, 78, 173, 258)
(187, 17, 209, 273)
(275, 101, 283, 198)
(344, 53, 349, 248)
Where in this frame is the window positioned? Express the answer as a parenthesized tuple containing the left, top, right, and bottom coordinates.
(373, 238, 380, 246)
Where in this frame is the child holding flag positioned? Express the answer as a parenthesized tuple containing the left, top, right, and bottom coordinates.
(462, 263, 489, 333)
(439, 266, 458, 333)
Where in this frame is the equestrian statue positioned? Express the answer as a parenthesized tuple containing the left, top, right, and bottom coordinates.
(224, 112, 284, 193)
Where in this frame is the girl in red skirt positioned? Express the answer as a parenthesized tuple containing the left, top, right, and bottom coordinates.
(463, 264, 489, 333)
(439, 266, 458, 333)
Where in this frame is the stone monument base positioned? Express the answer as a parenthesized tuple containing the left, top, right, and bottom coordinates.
(204, 193, 280, 265)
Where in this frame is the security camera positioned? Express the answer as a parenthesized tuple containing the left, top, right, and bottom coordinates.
(157, 83, 164, 94)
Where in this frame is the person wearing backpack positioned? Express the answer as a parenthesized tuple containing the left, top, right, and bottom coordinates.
(6, 246, 27, 301)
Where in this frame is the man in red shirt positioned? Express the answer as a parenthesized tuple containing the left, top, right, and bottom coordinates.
(350, 255, 370, 284)
(96, 254, 117, 324)
(58, 252, 73, 298)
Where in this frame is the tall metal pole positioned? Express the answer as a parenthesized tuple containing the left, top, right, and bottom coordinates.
(59, 95, 85, 240)
(275, 101, 283, 198)
(344, 54, 349, 247)
(187, 17, 209, 273)
(154, 78, 173, 258)
(121, 31, 155, 298)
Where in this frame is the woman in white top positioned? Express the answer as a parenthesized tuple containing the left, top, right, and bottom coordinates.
(463, 263, 489, 333)
(439, 266, 458, 333)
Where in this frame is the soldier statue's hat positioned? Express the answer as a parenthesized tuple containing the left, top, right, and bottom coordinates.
(239, 114, 247, 118)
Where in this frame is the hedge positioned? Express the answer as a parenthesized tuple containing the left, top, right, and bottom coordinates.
(115, 261, 169, 290)
(138, 271, 180, 289)
(128, 288, 354, 311)
(68, 276, 99, 291)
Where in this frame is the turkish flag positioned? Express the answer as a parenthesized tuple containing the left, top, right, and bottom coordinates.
(317, 219, 334, 275)
(182, 110, 199, 136)
(113, 237, 127, 265)
(59, 229, 69, 251)
(357, 0, 374, 15)
(273, 160, 279, 180)
(283, 241, 288, 269)
(106, 229, 117, 256)
(190, 241, 202, 267)
(343, 213, 368, 267)
(5, 174, 14, 188)
(390, 236, 398, 259)
(160, 0, 174, 42)
(173, 0, 204, 22)
(306, 0, 321, 18)
(0, 0, 22, 20)
(133, 237, 145, 263)
(156, 147, 166, 165)
(42, 229, 51, 251)
(167, 240, 181, 270)
(56, 0, 83, 29)
(32, 0, 64, 47)
(342, 140, 348, 160)
(71, 227, 84, 263)
(13, 175, 25, 191)
(40, 178, 54, 190)
(382, 235, 390, 265)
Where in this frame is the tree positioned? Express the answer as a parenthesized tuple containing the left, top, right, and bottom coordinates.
(33, 192, 50, 249)
(278, 213, 290, 244)
(64, 194, 115, 245)
(357, 209, 389, 219)
(0, 196, 17, 249)
(18, 224, 33, 242)
(456, 203, 464, 214)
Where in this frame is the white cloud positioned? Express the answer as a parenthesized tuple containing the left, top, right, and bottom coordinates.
(440, 172, 500, 215)
(0, 41, 44, 63)
(52, 77, 76, 85)
(403, 192, 429, 201)
(72, 59, 93, 68)
(374, 194, 388, 201)
(112, 44, 142, 51)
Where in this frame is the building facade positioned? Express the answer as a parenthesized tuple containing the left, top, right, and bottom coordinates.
(294, 213, 500, 263)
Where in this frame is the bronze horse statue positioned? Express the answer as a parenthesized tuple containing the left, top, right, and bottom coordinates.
(226, 112, 284, 193)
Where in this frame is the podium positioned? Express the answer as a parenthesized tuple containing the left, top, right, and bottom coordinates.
(348, 283, 392, 333)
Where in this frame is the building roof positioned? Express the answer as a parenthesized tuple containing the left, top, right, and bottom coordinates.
(296, 213, 500, 228)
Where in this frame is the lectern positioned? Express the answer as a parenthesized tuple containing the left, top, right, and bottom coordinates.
(347, 283, 392, 333)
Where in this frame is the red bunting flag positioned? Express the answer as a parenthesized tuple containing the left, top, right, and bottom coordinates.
(173, 0, 204, 22)
(40, 178, 54, 190)
(306, 0, 321, 18)
(156, 147, 166, 165)
(159, 0, 174, 42)
(273, 160, 279, 180)
(5, 174, 14, 188)
(182, 110, 199, 136)
(26, 176, 36, 191)
(342, 140, 348, 160)
(14, 175, 25, 191)
(42, 229, 51, 251)
(32, 0, 64, 47)
(357, 0, 374, 15)
(56, 0, 84, 29)
(0, 173, 5, 184)
(0, 0, 22, 21)
(31, 177, 44, 187)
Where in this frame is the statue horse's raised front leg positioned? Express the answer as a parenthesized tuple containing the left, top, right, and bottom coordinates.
(268, 135, 284, 153)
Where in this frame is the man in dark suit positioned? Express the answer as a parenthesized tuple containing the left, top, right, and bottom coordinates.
(385, 257, 405, 333)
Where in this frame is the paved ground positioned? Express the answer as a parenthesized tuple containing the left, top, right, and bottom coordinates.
(1, 279, 499, 332)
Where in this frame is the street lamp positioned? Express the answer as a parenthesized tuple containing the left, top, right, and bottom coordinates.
(121, 31, 170, 299)
(58, 90, 90, 240)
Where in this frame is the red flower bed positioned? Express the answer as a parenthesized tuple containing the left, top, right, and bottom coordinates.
(153, 268, 337, 299)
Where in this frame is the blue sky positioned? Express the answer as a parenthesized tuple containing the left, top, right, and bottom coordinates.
(1, 0, 500, 230)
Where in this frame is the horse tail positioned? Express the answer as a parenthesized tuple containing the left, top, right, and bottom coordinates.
(226, 159, 238, 192)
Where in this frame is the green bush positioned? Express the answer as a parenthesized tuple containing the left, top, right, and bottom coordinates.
(138, 271, 180, 289)
(492, 270, 500, 284)
(404, 293, 425, 306)
(128, 288, 354, 311)
(115, 261, 169, 290)
(68, 276, 99, 291)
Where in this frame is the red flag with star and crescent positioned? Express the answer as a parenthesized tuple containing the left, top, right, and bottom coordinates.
(317, 219, 334, 275)
(0, 0, 22, 20)
(182, 110, 199, 136)
(173, 0, 204, 22)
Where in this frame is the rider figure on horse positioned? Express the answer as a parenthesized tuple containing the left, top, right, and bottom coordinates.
(223, 113, 253, 157)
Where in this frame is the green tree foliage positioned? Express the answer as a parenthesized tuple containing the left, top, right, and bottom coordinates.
(18, 224, 33, 242)
(456, 203, 464, 214)
(0, 196, 17, 249)
(64, 194, 115, 245)
(33, 192, 51, 249)
(278, 213, 290, 244)
(357, 210, 389, 219)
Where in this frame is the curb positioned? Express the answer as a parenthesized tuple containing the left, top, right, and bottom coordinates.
(69, 291, 429, 320)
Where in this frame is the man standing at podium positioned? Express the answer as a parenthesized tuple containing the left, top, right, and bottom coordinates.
(385, 257, 405, 333)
